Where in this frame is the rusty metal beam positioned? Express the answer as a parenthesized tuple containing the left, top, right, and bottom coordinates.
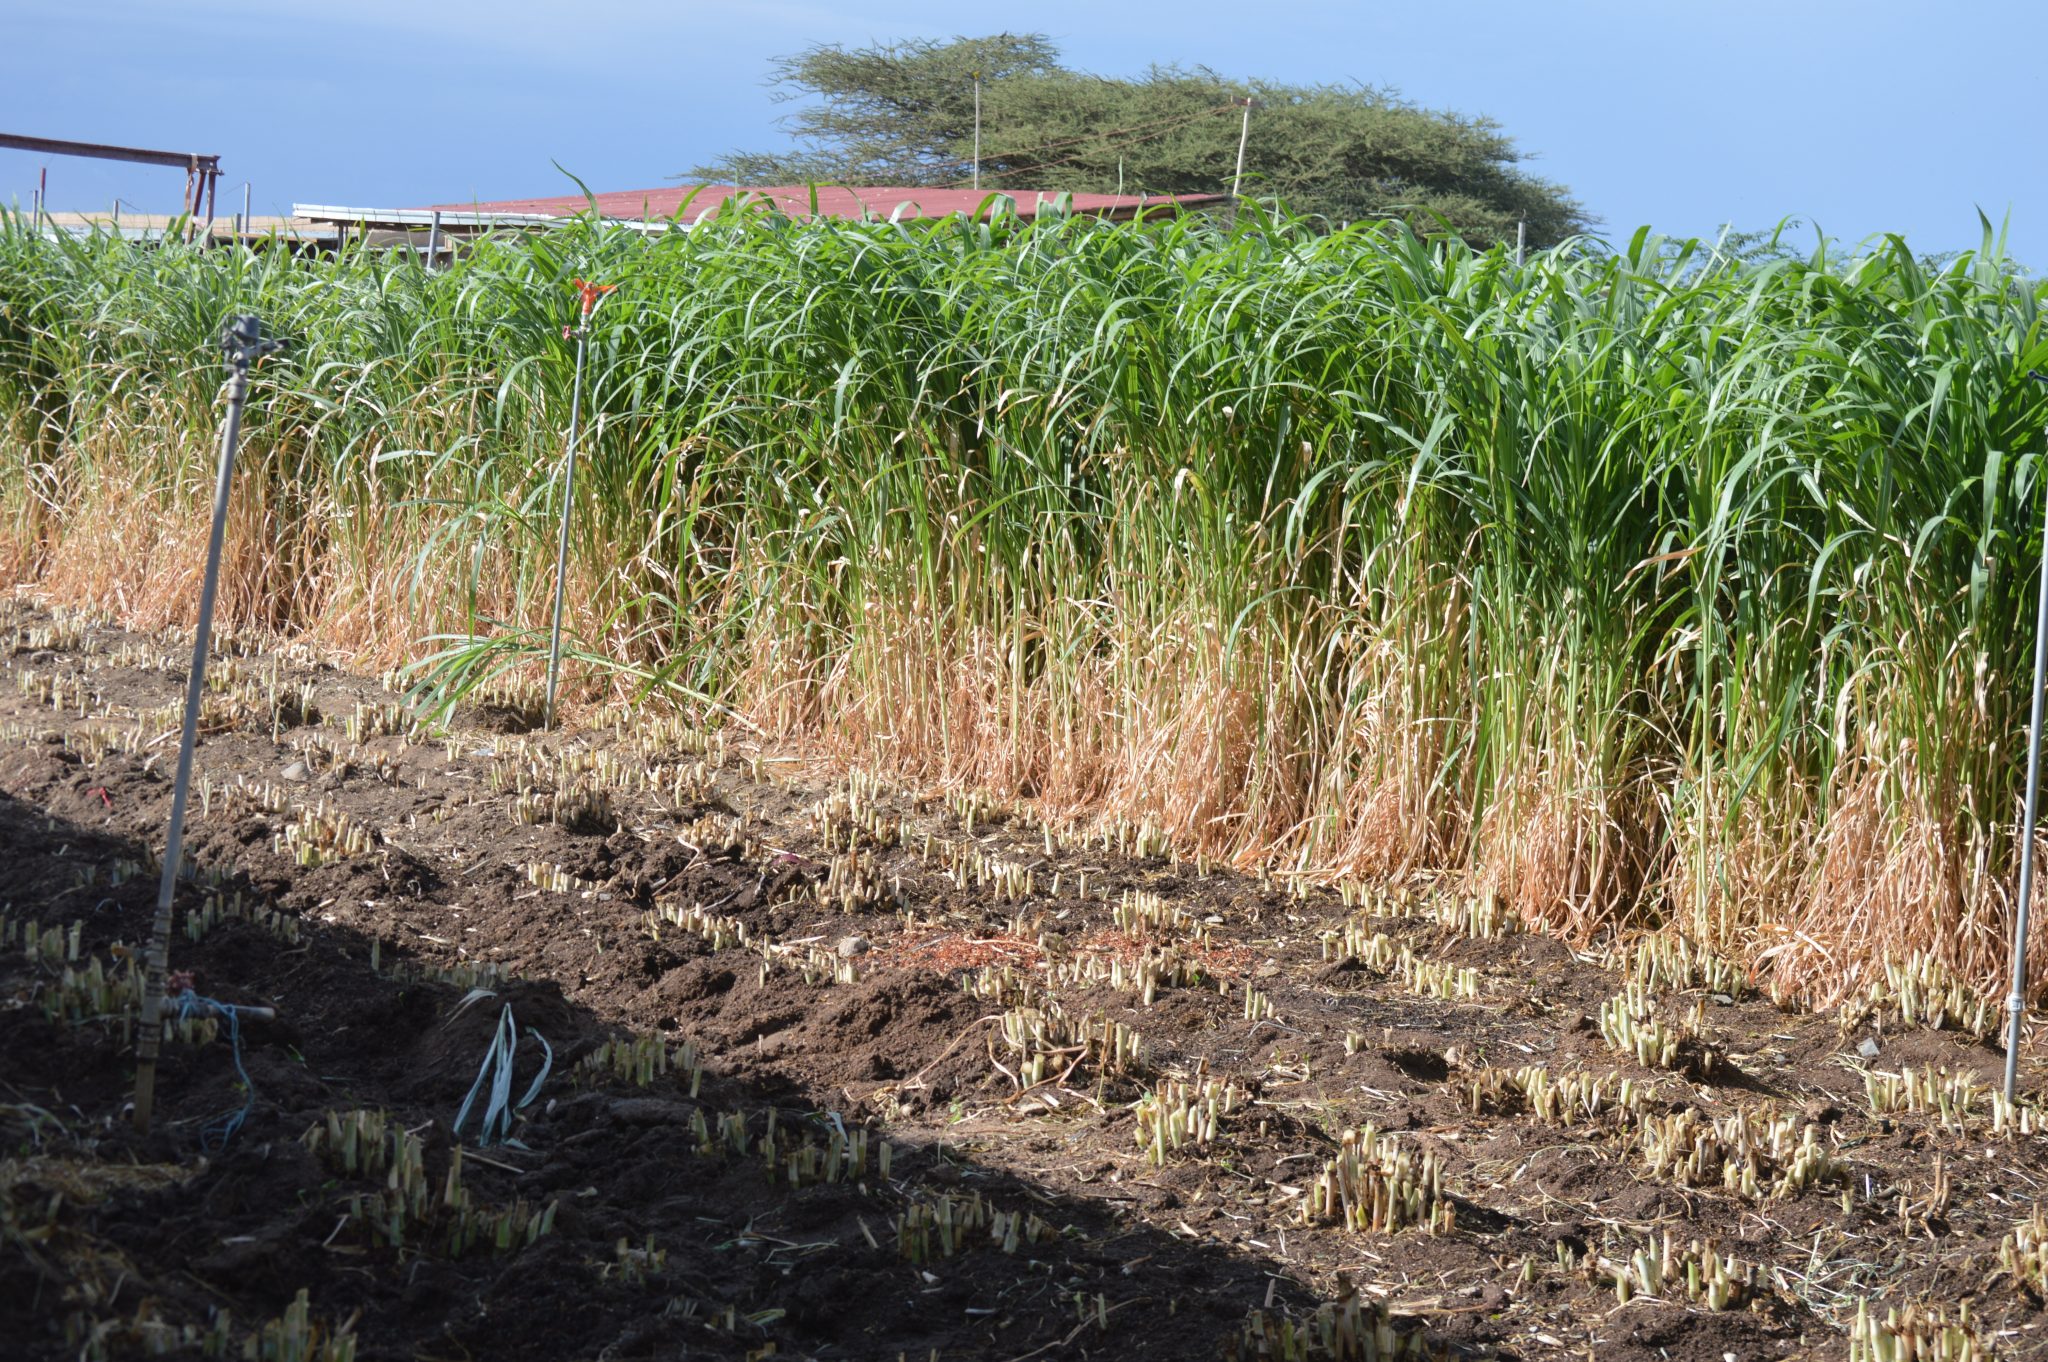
(0, 132, 219, 173)
(5, 134, 224, 241)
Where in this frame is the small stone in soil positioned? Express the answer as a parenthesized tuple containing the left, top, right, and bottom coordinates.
(281, 761, 312, 783)
(838, 936, 870, 958)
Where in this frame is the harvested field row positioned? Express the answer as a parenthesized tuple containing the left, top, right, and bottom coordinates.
(4, 602, 2046, 1359)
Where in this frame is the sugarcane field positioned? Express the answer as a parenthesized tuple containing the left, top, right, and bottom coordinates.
(6, 21, 2048, 1358)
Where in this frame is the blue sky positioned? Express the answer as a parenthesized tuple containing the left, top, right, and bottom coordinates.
(5, 0, 2042, 262)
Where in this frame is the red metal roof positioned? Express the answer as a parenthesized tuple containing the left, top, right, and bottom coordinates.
(420, 184, 1220, 223)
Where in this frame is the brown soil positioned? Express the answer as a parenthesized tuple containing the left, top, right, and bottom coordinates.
(3, 600, 2047, 1360)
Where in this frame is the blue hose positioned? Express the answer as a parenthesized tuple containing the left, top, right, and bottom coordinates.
(169, 990, 257, 1152)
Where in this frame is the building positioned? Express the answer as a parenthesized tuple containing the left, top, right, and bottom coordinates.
(287, 183, 1223, 257)
(423, 184, 1220, 225)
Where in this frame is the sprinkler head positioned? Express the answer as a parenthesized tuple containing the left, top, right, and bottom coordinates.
(222, 314, 285, 364)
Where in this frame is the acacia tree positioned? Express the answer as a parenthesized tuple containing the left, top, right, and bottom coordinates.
(692, 34, 1589, 247)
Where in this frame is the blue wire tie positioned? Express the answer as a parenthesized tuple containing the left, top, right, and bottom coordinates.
(170, 990, 257, 1152)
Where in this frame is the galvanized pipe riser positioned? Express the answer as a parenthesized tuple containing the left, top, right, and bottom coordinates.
(2008, 382, 2048, 1104)
(132, 316, 278, 1133)
(544, 322, 589, 730)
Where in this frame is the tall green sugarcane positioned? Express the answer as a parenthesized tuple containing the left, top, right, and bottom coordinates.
(6, 210, 2048, 1004)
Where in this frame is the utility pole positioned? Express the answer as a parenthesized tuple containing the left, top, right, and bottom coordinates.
(972, 70, 983, 191)
(1232, 97, 1258, 197)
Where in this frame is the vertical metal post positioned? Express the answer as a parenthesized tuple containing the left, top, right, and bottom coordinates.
(546, 284, 608, 729)
(1233, 98, 1255, 196)
(1516, 218, 1527, 268)
(242, 182, 252, 239)
(425, 209, 442, 270)
(972, 72, 982, 191)
(134, 316, 277, 1133)
(2007, 375, 2048, 1103)
(544, 329, 586, 730)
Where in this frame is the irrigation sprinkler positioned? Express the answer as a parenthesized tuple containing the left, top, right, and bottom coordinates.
(2006, 369, 2048, 1105)
(544, 277, 614, 730)
(132, 315, 282, 1134)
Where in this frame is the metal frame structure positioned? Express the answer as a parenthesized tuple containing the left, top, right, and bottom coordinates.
(292, 188, 1224, 242)
(2, 132, 222, 237)
(292, 204, 592, 231)
(292, 204, 686, 258)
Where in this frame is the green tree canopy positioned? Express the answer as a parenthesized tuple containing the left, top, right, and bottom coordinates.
(691, 34, 1590, 247)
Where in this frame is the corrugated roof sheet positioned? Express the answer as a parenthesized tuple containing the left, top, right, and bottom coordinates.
(420, 184, 1221, 222)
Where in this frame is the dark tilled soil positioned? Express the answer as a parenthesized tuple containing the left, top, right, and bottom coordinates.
(3, 601, 2047, 1360)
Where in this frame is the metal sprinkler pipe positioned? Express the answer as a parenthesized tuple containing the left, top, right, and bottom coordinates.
(545, 278, 613, 730)
(133, 315, 282, 1133)
(2007, 369, 2048, 1105)
(1232, 97, 1256, 198)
